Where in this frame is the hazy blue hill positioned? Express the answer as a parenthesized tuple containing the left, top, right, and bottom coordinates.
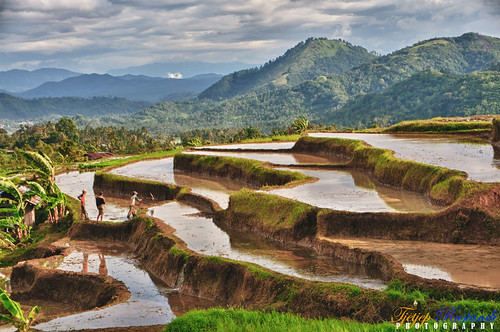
(19, 73, 222, 102)
(108, 61, 258, 78)
(0, 68, 80, 92)
(198, 37, 378, 100)
(0, 93, 151, 120)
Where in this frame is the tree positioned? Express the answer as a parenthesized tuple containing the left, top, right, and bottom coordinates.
(290, 115, 309, 134)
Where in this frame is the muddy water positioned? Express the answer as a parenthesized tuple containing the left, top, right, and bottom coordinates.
(184, 150, 347, 164)
(267, 168, 440, 213)
(323, 237, 500, 289)
(110, 156, 438, 213)
(110, 158, 240, 209)
(149, 201, 386, 290)
(195, 142, 295, 150)
(309, 133, 500, 182)
(33, 241, 215, 331)
(56, 172, 129, 222)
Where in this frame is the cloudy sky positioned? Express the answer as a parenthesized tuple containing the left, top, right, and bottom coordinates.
(0, 0, 499, 75)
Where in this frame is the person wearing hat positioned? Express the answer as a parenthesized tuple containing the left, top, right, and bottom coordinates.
(127, 191, 142, 219)
(77, 189, 89, 220)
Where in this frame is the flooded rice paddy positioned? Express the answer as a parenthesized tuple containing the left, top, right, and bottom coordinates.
(111, 155, 438, 213)
(309, 133, 500, 182)
(33, 241, 215, 331)
(49, 136, 500, 328)
(149, 201, 386, 289)
(322, 237, 500, 289)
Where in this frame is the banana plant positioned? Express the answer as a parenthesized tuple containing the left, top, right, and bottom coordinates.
(0, 287, 39, 332)
(0, 178, 25, 248)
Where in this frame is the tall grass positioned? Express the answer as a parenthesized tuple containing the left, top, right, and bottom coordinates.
(164, 308, 499, 332)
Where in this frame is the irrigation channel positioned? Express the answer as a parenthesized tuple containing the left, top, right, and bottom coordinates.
(27, 136, 499, 329)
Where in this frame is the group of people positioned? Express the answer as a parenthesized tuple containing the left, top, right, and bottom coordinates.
(77, 190, 142, 221)
(77, 189, 106, 221)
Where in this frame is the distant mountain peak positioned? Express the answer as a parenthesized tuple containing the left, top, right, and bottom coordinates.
(198, 37, 378, 100)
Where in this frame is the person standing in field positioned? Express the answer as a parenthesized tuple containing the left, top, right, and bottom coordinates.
(127, 191, 142, 219)
(77, 189, 89, 220)
(96, 192, 106, 222)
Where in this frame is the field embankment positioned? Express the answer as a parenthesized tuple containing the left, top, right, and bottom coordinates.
(174, 153, 314, 188)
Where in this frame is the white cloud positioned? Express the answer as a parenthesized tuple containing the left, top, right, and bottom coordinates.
(166, 72, 182, 79)
(0, 0, 498, 72)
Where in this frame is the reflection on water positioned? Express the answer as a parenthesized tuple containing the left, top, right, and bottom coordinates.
(309, 133, 500, 182)
(34, 241, 215, 331)
(195, 142, 296, 150)
(184, 150, 347, 165)
(150, 201, 386, 290)
(110, 155, 439, 212)
(267, 168, 440, 213)
(325, 237, 500, 289)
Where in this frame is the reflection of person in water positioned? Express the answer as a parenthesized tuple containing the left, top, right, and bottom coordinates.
(82, 252, 88, 273)
(98, 253, 108, 276)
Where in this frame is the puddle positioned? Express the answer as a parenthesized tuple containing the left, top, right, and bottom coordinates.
(309, 133, 500, 182)
(267, 168, 440, 213)
(56, 172, 130, 222)
(324, 237, 500, 289)
(149, 201, 386, 290)
(33, 241, 216, 331)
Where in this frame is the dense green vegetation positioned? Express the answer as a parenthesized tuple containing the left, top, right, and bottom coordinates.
(0, 93, 151, 121)
(101, 34, 500, 134)
(2, 33, 499, 135)
(164, 307, 498, 332)
(199, 37, 377, 100)
(335, 70, 500, 127)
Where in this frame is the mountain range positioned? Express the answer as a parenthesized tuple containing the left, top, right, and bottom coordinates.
(113, 32, 500, 133)
(0, 68, 80, 92)
(1, 32, 499, 131)
(15, 73, 222, 102)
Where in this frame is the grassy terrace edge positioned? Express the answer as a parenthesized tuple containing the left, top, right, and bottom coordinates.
(174, 153, 314, 188)
(383, 118, 493, 134)
(293, 136, 468, 205)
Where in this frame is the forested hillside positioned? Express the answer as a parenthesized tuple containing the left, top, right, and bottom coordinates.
(0, 93, 151, 120)
(199, 38, 377, 100)
(115, 32, 499, 132)
(96, 67, 498, 133)
(332, 69, 500, 127)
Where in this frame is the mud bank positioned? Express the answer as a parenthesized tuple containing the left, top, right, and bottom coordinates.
(9, 259, 130, 323)
(68, 217, 409, 322)
(94, 172, 183, 201)
(174, 154, 314, 189)
(94, 172, 221, 214)
(215, 191, 500, 300)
